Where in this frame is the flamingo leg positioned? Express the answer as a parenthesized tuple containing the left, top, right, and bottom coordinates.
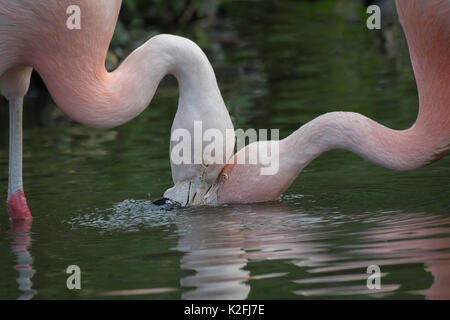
(7, 97, 31, 220)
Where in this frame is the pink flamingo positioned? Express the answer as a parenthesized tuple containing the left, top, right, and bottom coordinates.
(1, 0, 234, 219)
(1, 1, 448, 218)
(216, 0, 450, 204)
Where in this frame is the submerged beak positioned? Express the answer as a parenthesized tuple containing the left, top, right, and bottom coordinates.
(163, 177, 220, 207)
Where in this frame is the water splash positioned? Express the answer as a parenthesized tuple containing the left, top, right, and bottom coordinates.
(64, 199, 179, 233)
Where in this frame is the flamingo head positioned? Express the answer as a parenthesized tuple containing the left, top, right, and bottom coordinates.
(162, 140, 288, 206)
(162, 163, 226, 206)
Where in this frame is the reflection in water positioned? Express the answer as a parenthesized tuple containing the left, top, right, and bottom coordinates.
(66, 200, 450, 299)
(180, 247, 250, 300)
(173, 204, 450, 299)
(361, 215, 450, 299)
(175, 204, 341, 299)
(174, 203, 328, 299)
(9, 219, 36, 300)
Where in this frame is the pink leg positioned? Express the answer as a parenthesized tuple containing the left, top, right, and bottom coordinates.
(7, 97, 31, 220)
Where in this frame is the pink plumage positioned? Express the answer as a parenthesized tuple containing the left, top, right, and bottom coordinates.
(217, 0, 450, 204)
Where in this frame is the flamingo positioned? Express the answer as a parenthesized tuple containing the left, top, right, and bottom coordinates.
(1, 1, 449, 219)
(1, 0, 235, 219)
(214, 0, 450, 204)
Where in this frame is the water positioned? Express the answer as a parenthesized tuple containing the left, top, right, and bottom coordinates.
(0, 1, 449, 299)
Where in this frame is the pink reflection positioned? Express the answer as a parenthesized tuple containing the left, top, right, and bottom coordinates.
(176, 206, 450, 299)
(175, 204, 336, 299)
(9, 219, 37, 300)
(360, 214, 450, 299)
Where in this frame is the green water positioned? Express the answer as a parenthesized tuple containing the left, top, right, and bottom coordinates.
(0, 1, 449, 299)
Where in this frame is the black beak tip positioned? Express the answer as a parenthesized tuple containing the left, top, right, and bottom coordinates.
(152, 197, 182, 210)
(153, 197, 172, 206)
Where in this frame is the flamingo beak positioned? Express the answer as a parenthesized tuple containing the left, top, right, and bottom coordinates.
(163, 177, 219, 207)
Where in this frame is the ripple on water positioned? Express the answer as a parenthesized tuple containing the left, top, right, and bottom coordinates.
(63, 199, 179, 233)
(63, 200, 450, 299)
(173, 207, 450, 299)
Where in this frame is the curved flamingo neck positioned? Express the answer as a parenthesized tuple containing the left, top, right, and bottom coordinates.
(282, 0, 450, 173)
(396, 0, 450, 146)
(17, 0, 233, 190)
(218, 0, 449, 204)
(33, 34, 222, 130)
(32, 32, 234, 186)
(282, 112, 435, 174)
